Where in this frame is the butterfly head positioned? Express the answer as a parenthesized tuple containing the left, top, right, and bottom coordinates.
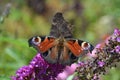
(81, 42, 94, 53)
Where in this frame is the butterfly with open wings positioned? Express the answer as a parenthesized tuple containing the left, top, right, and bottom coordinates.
(28, 36, 94, 65)
(28, 12, 94, 65)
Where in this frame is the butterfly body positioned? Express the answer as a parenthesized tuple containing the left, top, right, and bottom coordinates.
(28, 36, 94, 65)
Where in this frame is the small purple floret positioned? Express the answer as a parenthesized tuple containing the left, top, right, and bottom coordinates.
(98, 61, 105, 67)
(78, 61, 85, 66)
(116, 37, 120, 42)
(115, 46, 120, 53)
(114, 28, 120, 36)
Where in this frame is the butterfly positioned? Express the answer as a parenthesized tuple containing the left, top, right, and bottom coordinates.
(28, 36, 94, 65)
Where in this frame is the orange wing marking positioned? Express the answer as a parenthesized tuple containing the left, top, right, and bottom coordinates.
(66, 40, 83, 57)
(38, 37, 55, 53)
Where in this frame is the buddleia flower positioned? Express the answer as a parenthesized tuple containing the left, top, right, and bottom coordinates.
(74, 28, 120, 80)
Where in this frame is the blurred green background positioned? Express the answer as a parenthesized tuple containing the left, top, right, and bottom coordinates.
(0, 0, 120, 80)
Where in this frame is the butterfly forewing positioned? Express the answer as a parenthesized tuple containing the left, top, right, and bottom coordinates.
(38, 36, 56, 53)
(65, 39, 83, 57)
(28, 36, 56, 53)
(65, 39, 93, 57)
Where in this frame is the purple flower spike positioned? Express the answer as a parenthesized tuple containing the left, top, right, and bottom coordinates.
(11, 53, 65, 80)
(75, 29, 120, 80)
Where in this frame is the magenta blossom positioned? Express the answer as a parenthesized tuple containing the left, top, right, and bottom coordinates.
(56, 63, 79, 80)
(11, 53, 65, 80)
(74, 28, 120, 80)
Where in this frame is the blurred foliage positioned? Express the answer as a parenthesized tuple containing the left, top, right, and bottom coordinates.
(0, 0, 120, 80)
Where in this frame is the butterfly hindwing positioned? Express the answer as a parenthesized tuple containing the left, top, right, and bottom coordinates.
(47, 45, 77, 65)
(65, 39, 94, 57)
